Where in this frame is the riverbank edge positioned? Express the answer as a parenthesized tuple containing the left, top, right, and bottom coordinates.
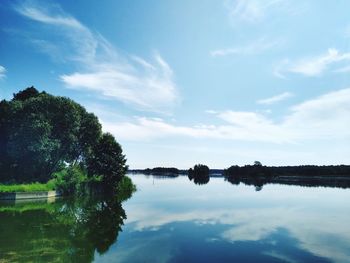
(0, 190, 60, 200)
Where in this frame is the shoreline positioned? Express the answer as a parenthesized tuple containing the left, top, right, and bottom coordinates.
(0, 190, 60, 200)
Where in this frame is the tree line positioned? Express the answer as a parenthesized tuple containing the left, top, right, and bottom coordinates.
(143, 167, 180, 176)
(139, 162, 350, 188)
(223, 162, 350, 188)
(224, 163, 350, 178)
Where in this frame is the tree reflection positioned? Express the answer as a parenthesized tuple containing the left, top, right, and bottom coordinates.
(0, 190, 133, 262)
(191, 176, 210, 185)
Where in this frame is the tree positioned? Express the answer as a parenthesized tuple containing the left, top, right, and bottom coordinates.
(0, 87, 126, 188)
(188, 164, 210, 185)
(254, 161, 262, 166)
(87, 133, 127, 193)
(12, 86, 40, 101)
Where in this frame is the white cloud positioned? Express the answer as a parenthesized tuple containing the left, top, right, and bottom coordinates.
(0, 65, 6, 79)
(211, 38, 282, 57)
(16, 1, 97, 64)
(284, 88, 350, 139)
(275, 48, 350, 77)
(15, 1, 179, 112)
(103, 88, 350, 143)
(290, 48, 350, 76)
(257, 92, 293, 105)
(60, 53, 178, 112)
(102, 114, 289, 143)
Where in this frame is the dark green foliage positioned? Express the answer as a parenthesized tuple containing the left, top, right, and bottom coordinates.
(0, 87, 127, 194)
(224, 162, 271, 178)
(224, 163, 350, 188)
(53, 164, 88, 195)
(0, 87, 99, 182)
(254, 161, 262, 166)
(12, 86, 40, 101)
(223, 164, 350, 179)
(188, 164, 210, 185)
(87, 133, 128, 193)
(143, 167, 179, 176)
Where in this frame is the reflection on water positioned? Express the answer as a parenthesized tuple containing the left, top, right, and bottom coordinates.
(1, 174, 350, 262)
(0, 196, 128, 262)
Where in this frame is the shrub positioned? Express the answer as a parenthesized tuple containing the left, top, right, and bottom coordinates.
(53, 164, 88, 195)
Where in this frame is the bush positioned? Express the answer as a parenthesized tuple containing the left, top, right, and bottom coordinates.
(53, 164, 88, 195)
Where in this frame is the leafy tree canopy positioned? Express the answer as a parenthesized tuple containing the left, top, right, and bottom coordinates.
(0, 87, 127, 190)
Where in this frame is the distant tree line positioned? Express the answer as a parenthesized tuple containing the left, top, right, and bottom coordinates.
(143, 167, 179, 176)
(224, 162, 350, 188)
(0, 87, 127, 193)
(224, 163, 350, 178)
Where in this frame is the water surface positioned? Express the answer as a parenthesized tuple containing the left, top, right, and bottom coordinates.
(1, 174, 350, 263)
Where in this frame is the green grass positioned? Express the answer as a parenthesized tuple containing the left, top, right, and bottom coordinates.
(0, 180, 56, 193)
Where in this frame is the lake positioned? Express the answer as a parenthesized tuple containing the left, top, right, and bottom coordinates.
(1, 174, 350, 263)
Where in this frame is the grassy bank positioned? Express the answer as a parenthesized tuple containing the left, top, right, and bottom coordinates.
(0, 174, 136, 194)
(0, 180, 56, 193)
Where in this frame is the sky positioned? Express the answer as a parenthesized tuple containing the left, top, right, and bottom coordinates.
(1, 0, 350, 168)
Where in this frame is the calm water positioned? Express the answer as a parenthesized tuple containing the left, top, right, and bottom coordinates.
(1, 174, 350, 263)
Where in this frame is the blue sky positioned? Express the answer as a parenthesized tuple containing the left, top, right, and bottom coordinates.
(1, 0, 350, 168)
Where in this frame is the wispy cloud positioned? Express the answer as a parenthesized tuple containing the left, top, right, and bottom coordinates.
(15, 1, 97, 64)
(211, 38, 282, 57)
(15, 1, 179, 112)
(16, 3, 84, 29)
(275, 48, 350, 78)
(224, 0, 290, 24)
(60, 52, 179, 112)
(103, 88, 350, 143)
(257, 92, 293, 105)
(0, 65, 6, 79)
(290, 48, 350, 76)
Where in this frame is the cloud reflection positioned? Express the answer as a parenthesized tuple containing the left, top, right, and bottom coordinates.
(121, 175, 350, 263)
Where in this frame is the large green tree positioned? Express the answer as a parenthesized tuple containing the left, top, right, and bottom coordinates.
(0, 87, 126, 186)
